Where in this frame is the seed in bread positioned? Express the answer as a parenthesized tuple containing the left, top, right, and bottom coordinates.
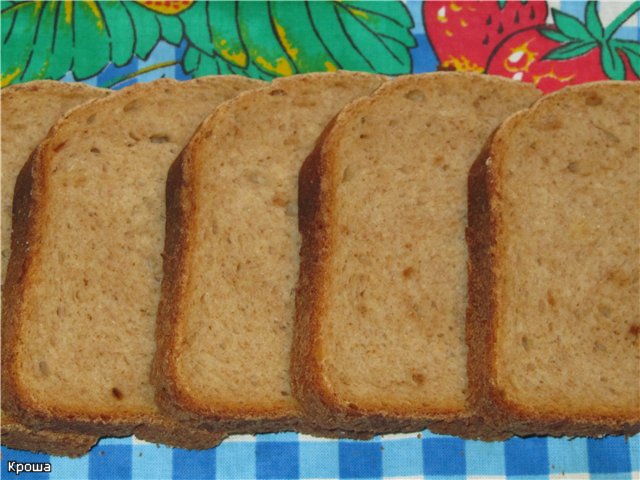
(467, 81, 640, 437)
(152, 72, 386, 434)
(2, 76, 263, 448)
(291, 72, 541, 436)
(1, 80, 108, 456)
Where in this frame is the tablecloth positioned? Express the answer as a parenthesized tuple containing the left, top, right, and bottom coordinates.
(1, 1, 638, 479)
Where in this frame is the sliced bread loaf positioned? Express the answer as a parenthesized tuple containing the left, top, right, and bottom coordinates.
(467, 81, 640, 436)
(2, 76, 262, 448)
(152, 72, 385, 433)
(1, 80, 108, 456)
(291, 72, 541, 435)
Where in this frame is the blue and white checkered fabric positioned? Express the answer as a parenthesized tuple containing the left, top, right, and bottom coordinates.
(3, 1, 639, 478)
(3, 430, 639, 479)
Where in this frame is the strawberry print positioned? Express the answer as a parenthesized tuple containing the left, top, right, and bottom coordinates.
(423, 0, 548, 72)
(486, 1, 640, 92)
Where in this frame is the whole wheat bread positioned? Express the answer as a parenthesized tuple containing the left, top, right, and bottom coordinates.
(1, 80, 108, 456)
(152, 72, 385, 434)
(2, 76, 262, 448)
(291, 72, 541, 435)
(467, 81, 640, 437)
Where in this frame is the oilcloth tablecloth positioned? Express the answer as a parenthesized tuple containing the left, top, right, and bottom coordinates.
(1, 0, 638, 479)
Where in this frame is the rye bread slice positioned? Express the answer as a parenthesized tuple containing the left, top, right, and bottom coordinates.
(291, 72, 541, 435)
(467, 81, 640, 437)
(2, 76, 262, 448)
(152, 72, 385, 434)
(1, 80, 108, 456)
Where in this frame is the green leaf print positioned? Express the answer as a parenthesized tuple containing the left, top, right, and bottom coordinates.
(269, 1, 335, 72)
(157, 12, 182, 45)
(2, 0, 416, 87)
(71, 1, 110, 80)
(237, 1, 297, 76)
(1, 0, 165, 86)
(121, 1, 162, 59)
(100, 1, 135, 67)
(208, 1, 247, 68)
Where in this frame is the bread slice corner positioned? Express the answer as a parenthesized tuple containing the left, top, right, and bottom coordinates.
(1, 80, 110, 456)
(2, 76, 262, 449)
(292, 72, 542, 437)
(152, 71, 387, 435)
(467, 80, 640, 437)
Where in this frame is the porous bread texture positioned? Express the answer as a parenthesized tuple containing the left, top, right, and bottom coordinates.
(153, 72, 385, 434)
(1, 80, 107, 456)
(467, 81, 640, 437)
(2, 76, 262, 448)
(1, 81, 109, 284)
(292, 72, 541, 435)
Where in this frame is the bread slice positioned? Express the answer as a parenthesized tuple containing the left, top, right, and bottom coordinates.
(467, 81, 640, 437)
(152, 72, 385, 434)
(291, 72, 541, 435)
(2, 76, 262, 448)
(1, 81, 109, 284)
(1, 80, 108, 456)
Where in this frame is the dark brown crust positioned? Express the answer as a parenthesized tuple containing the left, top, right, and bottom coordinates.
(463, 134, 516, 441)
(1, 152, 99, 456)
(151, 144, 195, 423)
(1, 422, 97, 457)
(1, 78, 260, 449)
(153, 73, 390, 437)
(2, 148, 53, 426)
(133, 422, 224, 450)
(466, 137, 503, 423)
(152, 120, 300, 434)
(153, 108, 369, 438)
(467, 87, 640, 437)
(291, 73, 546, 438)
(293, 110, 464, 435)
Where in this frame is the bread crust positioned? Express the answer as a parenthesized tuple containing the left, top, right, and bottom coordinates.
(467, 81, 640, 437)
(1, 150, 98, 450)
(1, 81, 112, 456)
(294, 104, 467, 435)
(152, 72, 385, 437)
(155, 138, 371, 437)
(291, 73, 543, 438)
(152, 85, 303, 434)
(1, 79, 108, 101)
(155, 135, 309, 434)
(1, 77, 262, 449)
(2, 144, 223, 448)
(1, 421, 97, 457)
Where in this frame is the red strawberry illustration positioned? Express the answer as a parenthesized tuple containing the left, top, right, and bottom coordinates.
(486, 1, 640, 92)
(423, 0, 549, 72)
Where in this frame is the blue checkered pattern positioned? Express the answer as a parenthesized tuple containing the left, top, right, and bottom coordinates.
(3, 1, 639, 478)
(2, 431, 639, 479)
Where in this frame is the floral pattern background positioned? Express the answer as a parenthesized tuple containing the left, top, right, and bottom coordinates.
(2, 0, 639, 92)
